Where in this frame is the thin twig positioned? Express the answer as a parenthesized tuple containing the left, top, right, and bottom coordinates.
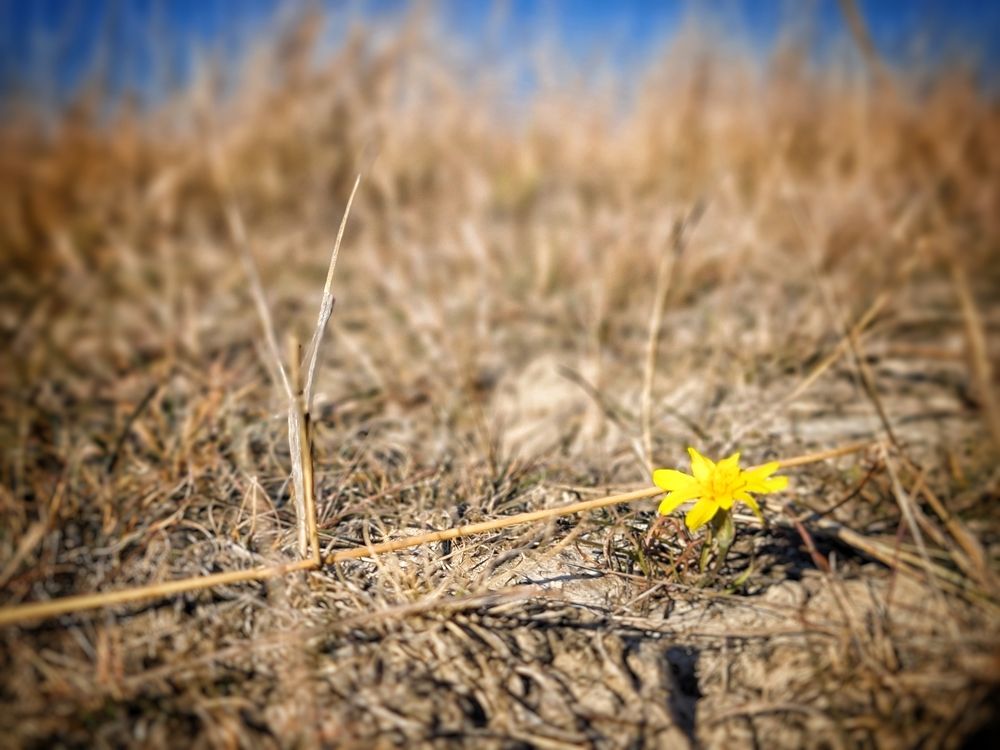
(325, 486, 664, 564)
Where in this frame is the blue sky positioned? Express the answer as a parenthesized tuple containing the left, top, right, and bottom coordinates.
(1, 1, 997, 109)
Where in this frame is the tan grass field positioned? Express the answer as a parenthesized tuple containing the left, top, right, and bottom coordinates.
(1, 6, 998, 748)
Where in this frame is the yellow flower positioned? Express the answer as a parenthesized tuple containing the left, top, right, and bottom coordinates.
(654, 447, 788, 531)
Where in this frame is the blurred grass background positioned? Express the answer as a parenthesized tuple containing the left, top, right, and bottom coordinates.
(1, 2, 998, 747)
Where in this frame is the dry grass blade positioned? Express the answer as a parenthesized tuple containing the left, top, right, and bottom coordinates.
(641, 206, 703, 471)
(558, 365, 647, 468)
(813, 521, 996, 605)
(0, 560, 317, 627)
(901, 455, 992, 589)
(225, 201, 293, 400)
(880, 444, 953, 624)
(837, 0, 889, 86)
(303, 175, 361, 410)
(725, 292, 890, 451)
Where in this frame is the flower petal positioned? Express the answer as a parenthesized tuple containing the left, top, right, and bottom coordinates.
(658, 493, 686, 516)
(687, 447, 715, 482)
(744, 475, 788, 494)
(657, 483, 702, 516)
(762, 475, 789, 493)
(735, 490, 764, 520)
(742, 461, 779, 480)
(652, 468, 696, 492)
(685, 497, 720, 530)
(718, 452, 741, 471)
(742, 462, 788, 494)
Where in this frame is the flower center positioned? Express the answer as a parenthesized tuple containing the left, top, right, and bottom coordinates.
(707, 465, 744, 502)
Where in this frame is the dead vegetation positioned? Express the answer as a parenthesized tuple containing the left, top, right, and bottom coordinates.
(1, 6, 999, 748)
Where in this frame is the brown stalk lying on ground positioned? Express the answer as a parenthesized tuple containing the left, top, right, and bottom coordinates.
(0, 439, 872, 627)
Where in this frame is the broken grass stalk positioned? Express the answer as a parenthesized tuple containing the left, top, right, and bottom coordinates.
(226, 176, 359, 559)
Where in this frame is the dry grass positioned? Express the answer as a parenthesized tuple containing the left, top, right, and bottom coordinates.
(1, 7, 999, 748)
